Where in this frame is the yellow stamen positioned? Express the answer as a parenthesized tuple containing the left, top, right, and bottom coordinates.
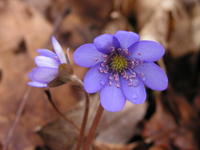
(110, 55, 128, 72)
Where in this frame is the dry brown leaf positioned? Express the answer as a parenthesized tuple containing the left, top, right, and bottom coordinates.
(93, 141, 135, 150)
(167, 0, 197, 57)
(171, 128, 198, 150)
(68, 0, 114, 22)
(149, 146, 168, 150)
(192, 2, 200, 50)
(59, 13, 92, 49)
(167, 93, 199, 126)
(124, 0, 200, 57)
(38, 95, 99, 150)
(122, 0, 162, 29)
(0, 0, 52, 54)
(97, 102, 147, 144)
(142, 98, 177, 149)
(25, 0, 51, 13)
(139, 3, 170, 47)
(0, 0, 85, 149)
(143, 91, 200, 150)
(1, 0, 199, 150)
(193, 94, 200, 112)
(102, 15, 132, 34)
(38, 99, 147, 150)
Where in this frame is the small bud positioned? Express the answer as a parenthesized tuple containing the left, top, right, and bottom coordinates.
(28, 36, 74, 88)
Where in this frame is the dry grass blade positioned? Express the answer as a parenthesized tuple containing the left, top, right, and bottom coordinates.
(3, 87, 31, 150)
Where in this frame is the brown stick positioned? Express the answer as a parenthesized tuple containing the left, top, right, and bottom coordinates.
(83, 104, 104, 150)
(75, 92, 90, 150)
(44, 89, 80, 132)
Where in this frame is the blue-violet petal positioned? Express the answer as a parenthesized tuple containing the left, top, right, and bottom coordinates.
(135, 62, 168, 91)
(121, 77, 146, 104)
(83, 64, 109, 93)
(100, 84, 125, 112)
(28, 81, 47, 88)
(93, 34, 114, 54)
(51, 36, 67, 64)
(114, 30, 139, 49)
(129, 40, 165, 62)
(73, 43, 104, 67)
(29, 67, 58, 83)
(35, 56, 59, 68)
(37, 49, 57, 58)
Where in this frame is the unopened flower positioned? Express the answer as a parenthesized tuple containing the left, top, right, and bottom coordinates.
(28, 37, 71, 88)
(73, 31, 168, 112)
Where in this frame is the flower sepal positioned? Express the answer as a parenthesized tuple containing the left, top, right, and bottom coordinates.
(48, 63, 73, 87)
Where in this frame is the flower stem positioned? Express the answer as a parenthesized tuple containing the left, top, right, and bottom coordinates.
(83, 103, 104, 150)
(75, 92, 90, 150)
(44, 89, 80, 132)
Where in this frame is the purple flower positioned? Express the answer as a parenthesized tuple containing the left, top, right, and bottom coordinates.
(28, 37, 67, 88)
(73, 31, 168, 112)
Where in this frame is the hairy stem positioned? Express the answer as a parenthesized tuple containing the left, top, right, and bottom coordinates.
(83, 104, 104, 150)
(75, 92, 90, 150)
(44, 89, 80, 132)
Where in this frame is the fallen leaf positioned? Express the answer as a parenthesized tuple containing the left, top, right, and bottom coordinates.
(97, 102, 147, 144)
(93, 141, 136, 150)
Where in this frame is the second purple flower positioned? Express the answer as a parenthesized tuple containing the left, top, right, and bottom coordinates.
(28, 37, 68, 88)
(73, 30, 168, 112)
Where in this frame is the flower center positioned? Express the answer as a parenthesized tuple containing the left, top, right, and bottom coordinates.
(110, 55, 128, 72)
(98, 48, 143, 88)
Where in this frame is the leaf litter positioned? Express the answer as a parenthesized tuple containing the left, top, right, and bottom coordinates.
(0, 0, 200, 150)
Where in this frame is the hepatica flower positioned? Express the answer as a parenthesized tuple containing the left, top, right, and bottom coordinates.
(28, 37, 68, 88)
(73, 31, 168, 112)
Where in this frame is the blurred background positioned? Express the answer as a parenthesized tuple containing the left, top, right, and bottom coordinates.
(0, 0, 200, 150)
